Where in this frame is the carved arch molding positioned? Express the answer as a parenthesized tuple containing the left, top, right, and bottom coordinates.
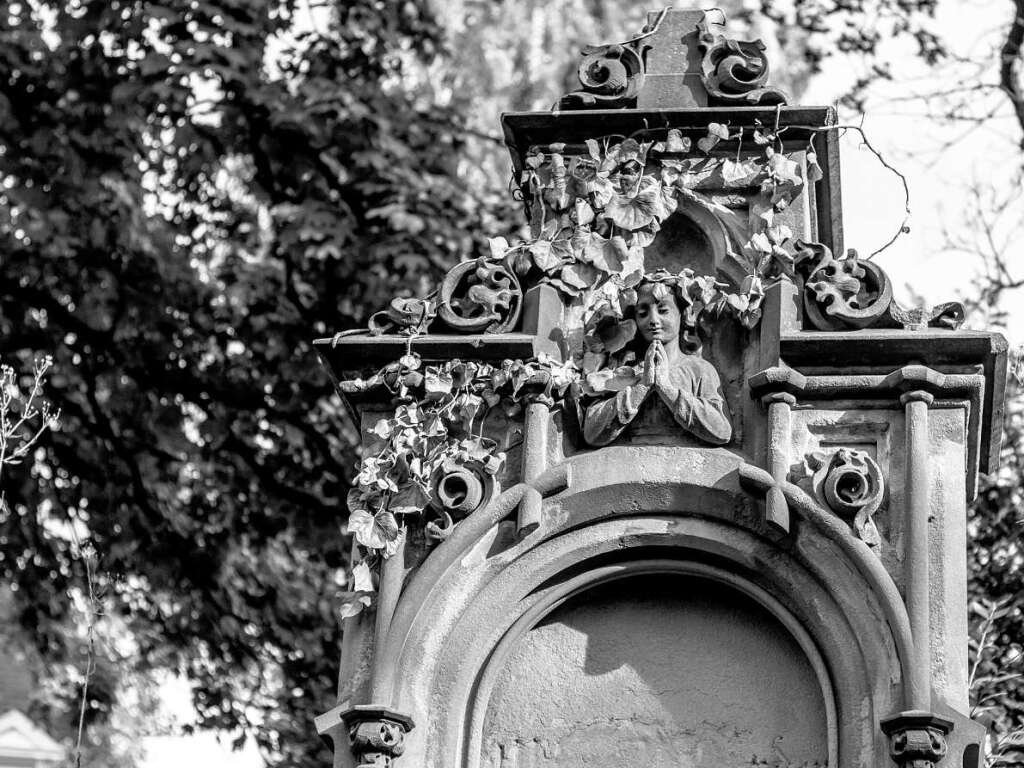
(377, 456, 906, 768)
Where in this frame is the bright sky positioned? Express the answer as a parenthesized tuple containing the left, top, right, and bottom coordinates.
(801, 0, 1023, 344)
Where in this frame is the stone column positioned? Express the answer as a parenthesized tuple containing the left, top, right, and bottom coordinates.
(900, 389, 934, 712)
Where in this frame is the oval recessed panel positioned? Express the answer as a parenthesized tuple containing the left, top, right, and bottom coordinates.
(480, 574, 829, 768)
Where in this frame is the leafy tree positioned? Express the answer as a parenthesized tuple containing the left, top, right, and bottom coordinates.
(1, 0, 1022, 766)
(0, 1, 513, 764)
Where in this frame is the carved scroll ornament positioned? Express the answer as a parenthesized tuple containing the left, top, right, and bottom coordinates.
(794, 240, 965, 331)
(559, 42, 647, 109)
(437, 258, 522, 333)
(697, 16, 788, 106)
(425, 447, 501, 542)
(352, 256, 523, 337)
(795, 240, 893, 330)
(805, 448, 884, 549)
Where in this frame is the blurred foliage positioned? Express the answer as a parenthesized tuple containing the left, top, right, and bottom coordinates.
(0, 0, 1018, 766)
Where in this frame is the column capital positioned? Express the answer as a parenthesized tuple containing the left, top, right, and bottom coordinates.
(900, 390, 935, 406)
(880, 711, 954, 768)
(748, 366, 807, 400)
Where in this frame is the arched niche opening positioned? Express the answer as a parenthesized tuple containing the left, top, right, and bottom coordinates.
(477, 572, 831, 768)
(641, 202, 750, 288)
(644, 211, 716, 274)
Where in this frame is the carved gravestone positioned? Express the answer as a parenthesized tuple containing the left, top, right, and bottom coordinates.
(313, 9, 1007, 768)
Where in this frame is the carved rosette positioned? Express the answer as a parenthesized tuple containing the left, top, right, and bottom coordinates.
(697, 17, 787, 106)
(795, 240, 893, 330)
(425, 449, 501, 541)
(437, 258, 523, 333)
(805, 448, 884, 549)
(559, 43, 647, 109)
(341, 707, 415, 768)
(794, 240, 965, 331)
(880, 711, 954, 768)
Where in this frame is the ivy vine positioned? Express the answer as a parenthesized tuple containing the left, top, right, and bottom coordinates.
(339, 120, 823, 615)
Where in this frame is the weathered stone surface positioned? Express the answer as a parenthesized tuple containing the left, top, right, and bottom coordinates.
(314, 7, 1006, 768)
(482, 576, 828, 768)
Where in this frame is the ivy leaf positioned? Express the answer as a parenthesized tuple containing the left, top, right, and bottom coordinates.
(559, 262, 600, 291)
(653, 128, 691, 153)
(766, 223, 793, 244)
(488, 236, 510, 261)
(768, 153, 802, 186)
(721, 159, 745, 183)
(659, 158, 684, 185)
(574, 198, 595, 226)
(394, 403, 422, 425)
(750, 197, 775, 226)
(698, 123, 729, 153)
(749, 231, 773, 254)
(529, 239, 562, 273)
(348, 507, 401, 555)
(580, 232, 622, 273)
(340, 593, 373, 620)
(351, 560, 374, 593)
(806, 149, 824, 184)
(697, 135, 719, 154)
(452, 392, 483, 431)
(604, 177, 661, 230)
(424, 367, 453, 399)
(708, 122, 730, 140)
(390, 482, 430, 516)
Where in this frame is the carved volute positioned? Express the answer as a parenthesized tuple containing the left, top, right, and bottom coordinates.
(313, 8, 1006, 768)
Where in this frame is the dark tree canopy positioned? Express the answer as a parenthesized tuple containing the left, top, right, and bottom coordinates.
(0, 0, 1021, 766)
(0, 1, 514, 763)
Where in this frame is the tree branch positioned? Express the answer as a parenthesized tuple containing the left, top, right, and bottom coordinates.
(999, 4, 1024, 145)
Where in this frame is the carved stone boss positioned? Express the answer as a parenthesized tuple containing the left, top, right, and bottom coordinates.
(314, 8, 1006, 768)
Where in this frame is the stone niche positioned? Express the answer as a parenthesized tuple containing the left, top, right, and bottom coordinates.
(481, 575, 830, 768)
(312, 8, 1007, 768)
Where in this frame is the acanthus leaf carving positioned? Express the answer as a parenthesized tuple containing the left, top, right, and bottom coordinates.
(558, 42, 648, 110)
(437, 258, 523, 333)
(794, 240, 893, 330)
(803, 448, 885, 550)
(697, 16, 788, 107)
(794, 240, 965, 331)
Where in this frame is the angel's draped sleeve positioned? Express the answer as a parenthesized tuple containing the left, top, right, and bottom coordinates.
(581, 357, 732, 447)
(582, 384, 650, 447)
(665, 358, 732, 445)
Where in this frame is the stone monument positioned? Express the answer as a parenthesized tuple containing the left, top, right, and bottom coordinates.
(313, 9, 1008, 768)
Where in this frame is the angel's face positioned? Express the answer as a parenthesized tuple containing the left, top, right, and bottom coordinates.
(635, 284, 680, 345)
